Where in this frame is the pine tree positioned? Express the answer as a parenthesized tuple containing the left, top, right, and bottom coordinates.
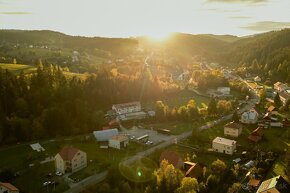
(274, 93, 282, 108)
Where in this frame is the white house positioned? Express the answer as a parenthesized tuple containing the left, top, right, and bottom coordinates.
(112, 101, 141, 115)
(224, 122, 242, 137)
(274, 82, 289, 92)
(0, 183, 19, 193)
(212, 137, 236, 155)
(217, 87, 231, 95)
(278, 91, 290, 106)
(240, 109, 259, 124)
(55, 146, 87, 174)
(109, 135, 129, 149)
(254, 76, 261, 82)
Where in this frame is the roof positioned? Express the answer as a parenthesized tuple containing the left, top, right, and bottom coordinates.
(248, 179, 260, 187)
(279, 91, 290, 100)
(58, 146, 80, 161)
(257, 176, 290, 193)
(267, 106, 276, 112)
(112, 101, 140, 110)
(110, 135, 128, 142)
(160, 151, 183, 168)
(185, 163, 203, 178)
(251, 127, 264, 137)
(224, 122, 242, 130)
(213, 137, 236, 146)
(248, 135, 262, 143)
(0, 182, 19, 191)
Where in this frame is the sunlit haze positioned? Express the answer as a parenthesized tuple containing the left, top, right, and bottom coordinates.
(1, 0, 290, 37)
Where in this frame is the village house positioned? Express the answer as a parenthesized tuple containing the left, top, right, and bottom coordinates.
(240, 108, 259, 124)
(248, 127, 264, 143)
(212, 137, 236, 155)
(224, 122, 243, 137)
(108, 135, 129, 149)
(267, 105, 277, 114)
(55, 146, 87, 174)
(112, 101, 141, 115)
(183, 162, 203, 180)
(254, 76, 261, 82)
(278, 90, 290, 106)
(0, 182, 19, 193)
(257, 175, 290, 193)
(274, 82, 289, 92)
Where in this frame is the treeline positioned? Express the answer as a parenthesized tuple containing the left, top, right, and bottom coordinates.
(0, 65, 166, 145)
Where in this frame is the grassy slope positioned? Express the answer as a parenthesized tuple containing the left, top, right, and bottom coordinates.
(0, 63, 87, 79)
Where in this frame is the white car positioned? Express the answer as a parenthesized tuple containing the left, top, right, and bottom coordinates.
(42, 181, 51, 187)
(55, 171, 63, 176)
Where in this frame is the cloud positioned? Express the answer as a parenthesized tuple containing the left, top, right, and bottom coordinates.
(207, 0, 268, 3)
(230, 16, 252, 19)
(242, 21, 290, 31)
(0, 11, 31, 15)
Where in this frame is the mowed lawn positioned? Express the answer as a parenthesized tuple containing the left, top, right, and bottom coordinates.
(143, 120, 206, 135)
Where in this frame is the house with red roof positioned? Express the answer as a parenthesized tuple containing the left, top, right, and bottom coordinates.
(159, 150, 184, 169)
(55, 146, 87, 174)
(0, 182, 19, 193)
(183, 162, 203, 180)
(248, 127, 264, 143)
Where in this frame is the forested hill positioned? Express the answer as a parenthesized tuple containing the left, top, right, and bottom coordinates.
(216, 29, 290, 83)
(0, 30, 138, 57)
(218, 29, 290, 67)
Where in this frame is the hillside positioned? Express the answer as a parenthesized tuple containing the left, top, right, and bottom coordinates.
(0, 30, 138, 73)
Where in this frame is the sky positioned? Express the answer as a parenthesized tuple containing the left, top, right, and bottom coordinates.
(0, 0, 290, 38)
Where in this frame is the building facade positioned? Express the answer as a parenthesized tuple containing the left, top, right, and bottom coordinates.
(240, 109, 259, 124)
(112, 102, 141, 115)
(108, 135, 129, 149)
(212, 137, 236, 155)
(224, 122, 242, 137)
(55, 146, 87, 174)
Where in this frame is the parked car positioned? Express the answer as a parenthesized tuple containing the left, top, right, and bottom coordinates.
(55, 171, 63, 176)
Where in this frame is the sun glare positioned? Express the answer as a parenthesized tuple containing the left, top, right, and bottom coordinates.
(147, 31, 171, 41)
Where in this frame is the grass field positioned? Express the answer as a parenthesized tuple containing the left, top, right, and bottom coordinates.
(0, 63, 36, 74)
(143, 120, 205, 135)
(144, 90, 209, 109)
(0, 63, 88, 79)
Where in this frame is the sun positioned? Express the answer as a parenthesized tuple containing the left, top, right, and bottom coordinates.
(147, 31, 171, 41)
